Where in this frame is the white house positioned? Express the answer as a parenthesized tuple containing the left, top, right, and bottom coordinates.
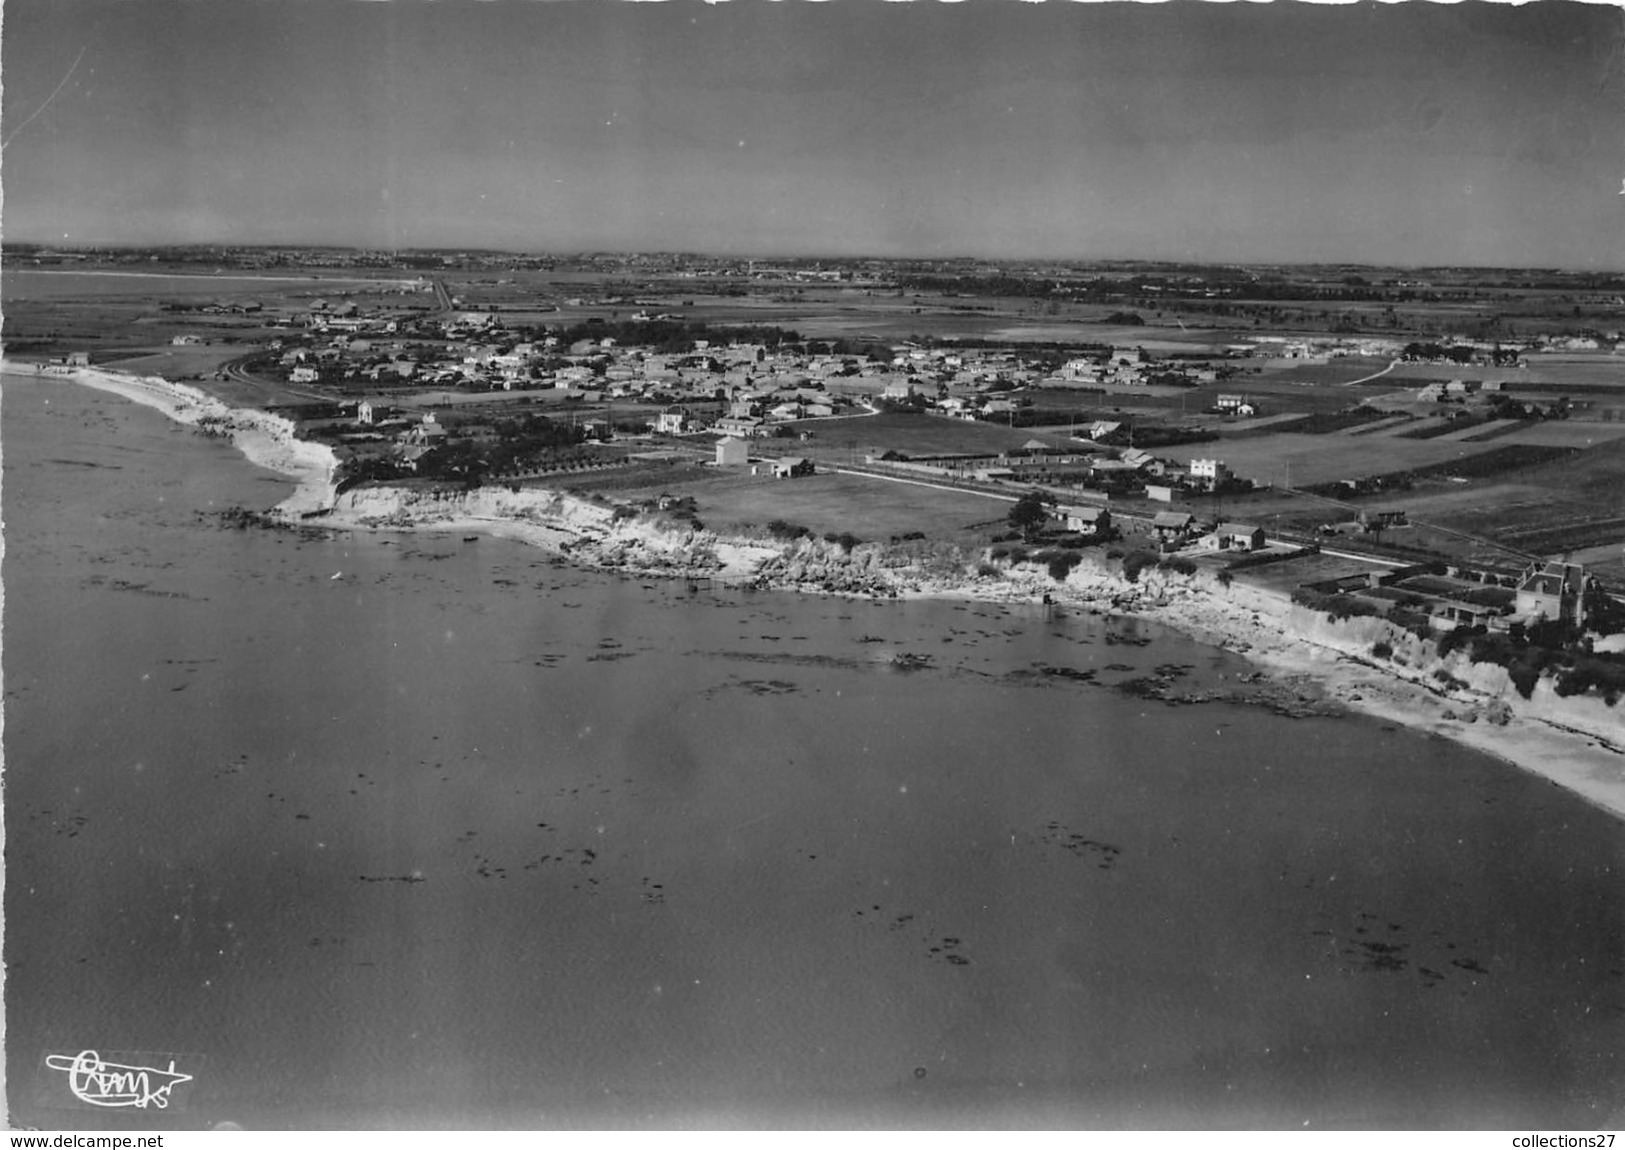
(1190, 459, 1232, 489)
(654, 405, 691, 435)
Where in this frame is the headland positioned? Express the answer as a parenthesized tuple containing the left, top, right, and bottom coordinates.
(10, 355, 1622, 825)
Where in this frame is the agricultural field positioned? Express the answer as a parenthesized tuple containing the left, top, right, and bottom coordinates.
(1154, 429, 1527, 488)
(1249, 356, 1395, 386)
(657, 468, 1010, 546)
(1490, 421, 1625, 448)
(1, 268, 412, 299)
(1385, 354, 1624, 390)
(784, 411, 1064, 461)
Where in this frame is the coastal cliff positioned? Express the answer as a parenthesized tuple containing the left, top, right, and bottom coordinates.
(328, 480, 1621, 758)
(16, 358, 1623, 821)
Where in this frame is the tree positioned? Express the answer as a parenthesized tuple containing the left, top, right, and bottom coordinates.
(1007, 491, 1054, 541)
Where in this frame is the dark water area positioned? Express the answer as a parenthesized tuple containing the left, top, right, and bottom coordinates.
(5, 375, 1624, 1129)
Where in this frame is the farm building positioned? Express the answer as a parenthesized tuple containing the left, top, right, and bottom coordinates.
(763, 457, 816, 479)
(1214, 523, 1266, 551)
(715, 437, 750, 467)
(1060, 506, 1112, 536)
(716, 416, 767, 438)
(1152, 511, 1197, 544)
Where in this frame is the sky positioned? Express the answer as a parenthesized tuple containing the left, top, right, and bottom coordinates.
(3, 0, 1623, 269)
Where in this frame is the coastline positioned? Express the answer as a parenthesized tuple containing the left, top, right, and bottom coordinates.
(3, 358, 338, 516)
(16, 358, 1625, 824)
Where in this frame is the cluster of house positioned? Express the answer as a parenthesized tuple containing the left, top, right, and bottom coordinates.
(1415, 380, 1487, 402)
(1302, 559, 1600, 633)
(272, 301, 1260, 421)
(1147, 511, 1266, 553)
(1050, 349, 1221, 389)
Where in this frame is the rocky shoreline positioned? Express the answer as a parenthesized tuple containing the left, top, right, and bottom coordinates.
(21, 360, 1625, 824)
(333, 485, 1625, 822)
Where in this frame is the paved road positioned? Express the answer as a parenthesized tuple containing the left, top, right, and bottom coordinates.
(429, 277, 454, 313)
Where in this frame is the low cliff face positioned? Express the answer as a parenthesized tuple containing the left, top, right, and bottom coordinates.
(332, 484, 780, 578)
(1198, 573, 1621, 744)
(328, 487, 1624, 742)
(337, 484, 612, 532)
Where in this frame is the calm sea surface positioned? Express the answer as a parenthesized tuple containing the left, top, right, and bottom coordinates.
(5, 374, 1623, 1129)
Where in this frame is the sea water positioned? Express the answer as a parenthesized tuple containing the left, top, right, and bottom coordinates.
(5, 375, 1623, 1129)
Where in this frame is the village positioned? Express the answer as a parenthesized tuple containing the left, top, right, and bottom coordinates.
(18, 251, 1625, 708)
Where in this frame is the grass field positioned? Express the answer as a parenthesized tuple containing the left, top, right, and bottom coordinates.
(1492, 422, 1625, 448)
(100, 346, 245, 378)
(1251, 356, 1394, 386)
(665, 468, 1010, 545)
(1155, 430, 1520, 487)
(786, 412, 1063, 460)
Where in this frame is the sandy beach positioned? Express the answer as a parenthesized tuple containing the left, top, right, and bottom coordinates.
(3, 358, 338, 516)
(16, 359, 1625, 825)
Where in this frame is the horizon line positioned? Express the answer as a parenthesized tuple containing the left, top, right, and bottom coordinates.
(2, 241, 1618, 277)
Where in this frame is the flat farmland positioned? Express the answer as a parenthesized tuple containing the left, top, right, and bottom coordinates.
(1153, 430, 1525, 487)
(1384, 355, 1624, 390)
(1219, 376, 1395, 415)
(671, 468, 1008, 544)
(789, 412, 1065, 459)
(1251, 356, 1395, 386)
(1492, 421, 1625, 448)
(1, 268, 414, 300)
(1353, 449, 1625, 582)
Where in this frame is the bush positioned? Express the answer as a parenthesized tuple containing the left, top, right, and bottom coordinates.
(1555, 656, 1625, 705)
(1372, 640, 1393, 659)
(1047, 550, 1083, 581)
(1292, 587, 1384, 622)
(1121, 550, 1161, 583)
(767, 519, 811, 541)
(1160, 556, 1197, 577)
